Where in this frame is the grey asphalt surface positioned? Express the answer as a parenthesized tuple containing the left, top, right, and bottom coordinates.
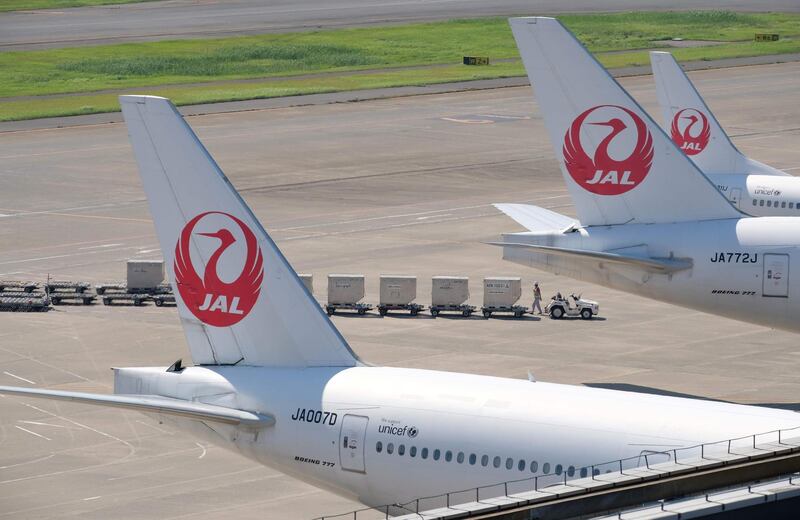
(0, 63, 798, 519)
(2, 0, 799, 50)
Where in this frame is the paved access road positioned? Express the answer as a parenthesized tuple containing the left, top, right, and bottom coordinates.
(0, 63, 798, 519)
(2, 0, 799, 50)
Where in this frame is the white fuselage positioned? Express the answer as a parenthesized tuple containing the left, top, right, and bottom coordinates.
(502, 217, 800, 333)
(115, 365, 800, 510)
(711, 173, 800, 217)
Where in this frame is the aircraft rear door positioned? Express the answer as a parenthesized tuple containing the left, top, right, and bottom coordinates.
(763, 253, 790, 298)
(339, 414, 369, 473)
(730, 188, 741, 208)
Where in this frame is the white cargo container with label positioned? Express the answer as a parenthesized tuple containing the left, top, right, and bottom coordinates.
(127, 260, 164, 290)
(431, 276, 470, 306)
(379, 275, 417, 306)
(483, 277, 522, 307)
(298, 274, 313, 295)
(327, 275, 365, 304)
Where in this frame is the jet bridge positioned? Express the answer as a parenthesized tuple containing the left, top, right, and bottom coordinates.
(316, 427, 800, 520)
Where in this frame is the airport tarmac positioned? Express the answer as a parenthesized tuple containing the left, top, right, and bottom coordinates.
(0, 62, 799, 519)
(2, 0, 800, 50)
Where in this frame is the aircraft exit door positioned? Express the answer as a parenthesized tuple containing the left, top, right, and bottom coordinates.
(763, 253, 790, 298)
(730, 188, 741, 208)
(339, 414, 369, 473)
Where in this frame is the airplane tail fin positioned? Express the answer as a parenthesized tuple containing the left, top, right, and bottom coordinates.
(509, 18, 742, 226)
(120, 96, 360, 368)
(650, 51, 789, 177)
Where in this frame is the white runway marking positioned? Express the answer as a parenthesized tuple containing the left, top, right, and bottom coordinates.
(19, 420, 69, 429)
(0, 346, 92, 383)
(195, 442, 207, 459)
(78, 243, 123, 250)
(0, 453, 54, 470)
(3, 371, 36, 385)
(14, 425, 51, 441)
(82, 496, 101, 501)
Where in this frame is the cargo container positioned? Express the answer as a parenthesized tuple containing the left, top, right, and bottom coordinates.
(482, 277, 527, 318)
(326, 275, 372, 315)
(298, 274, 313, 295)
(431, 276, 470, 306)
(378, 275, 424, 316)
(127, 260, 165, 290)
(483, 277, 522, 307)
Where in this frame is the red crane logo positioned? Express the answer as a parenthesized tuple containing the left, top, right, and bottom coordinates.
(671, 108, 710, 156)
(563, 105, 654, 195)
(174, 211, 264, 327)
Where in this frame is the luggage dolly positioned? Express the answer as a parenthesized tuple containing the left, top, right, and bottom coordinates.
(102, 293, 147, 306)
(325, 303, 373, 316)
(429, 304, 476, 317)
(152, 294, 176, 307)
(377, 303, 425, 316)
(481, 305, 528, 319)
(50, 292, 96, 305)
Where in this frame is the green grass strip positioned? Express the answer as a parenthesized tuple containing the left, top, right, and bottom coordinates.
(1, 11, 798, 121)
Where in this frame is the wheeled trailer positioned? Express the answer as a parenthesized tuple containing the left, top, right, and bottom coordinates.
(45, 281, 91, 293)
(378, 303, 425, 316)
(95, 283, 126, 295)
(429, 304, 476, 317)
(0, 281, 38, 293)
(50, 292, 96, 305)
(325, 303, 373, 316)
(152, 294, 176, 307)
(102, 294, 147, 306)
(0, 296, 50, 312)
(481, 305, 528, 319)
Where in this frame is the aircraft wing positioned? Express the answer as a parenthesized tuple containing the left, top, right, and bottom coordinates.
(0, 386, 273, 427)
(494, 203, 579, 233)
(487, 242, 692, 274)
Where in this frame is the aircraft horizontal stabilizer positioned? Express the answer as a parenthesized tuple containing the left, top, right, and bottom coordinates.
(487, 242, 692, 273)
(494, 203, 579, 233)
(0, 386, 273, 427)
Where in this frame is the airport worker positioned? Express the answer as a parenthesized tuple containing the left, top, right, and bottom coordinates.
(532, 282, 543, 314)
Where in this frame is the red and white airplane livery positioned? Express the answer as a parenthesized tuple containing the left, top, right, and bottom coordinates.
(650, 51, 800, 215)
(496, 17, 800, 334)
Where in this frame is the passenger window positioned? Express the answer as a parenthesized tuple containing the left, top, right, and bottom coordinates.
(543, 462, 551, 473)
(457, 452, 465, 464)
(530, 461, 538, 473)
(518, 459, 526, 471)
(555, 464, 563, 475)
(782, 202, 787, 208)
(767, 200, 772, 207)
(398, 444, 405, 456)
(505, 458, 513, 470)
(433, 449, 441, 461)
(445, 450, 452, 462)
(421, 447, 429, 459)
(753, 199, 758, 206)
(760, 200, 765, 206)
(387, 443, 394, 455)
(568, 466, 575, 477)
(410, 446, 417, 457)
(469, 453, 477, 465)
(376, 441, 383, 453)
(481, 455, 489, 467)
(580, 467, 588, 478)
(790, 203, 795, 209)
(493, 456, 501, 468)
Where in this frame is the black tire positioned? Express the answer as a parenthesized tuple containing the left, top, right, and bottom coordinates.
(155, 299, 163, 307)
(462, 309, 470, 317)
(51, 298, 61, 305)
(103, 298, 111, 306)
(430, 308, 439, 317)
(514, 310, 523, 318)
(378, 307, 387, 316)
(580, 308, 593, 320)
(483, 309, 491, 318)
(96, 288, 106, 295)
(326, 306, 335, 316)
(550, 306, 564, 319)
(410, 309, 419, 316)
(83, 298, 93, 305)
(358, 308, 367, 315)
